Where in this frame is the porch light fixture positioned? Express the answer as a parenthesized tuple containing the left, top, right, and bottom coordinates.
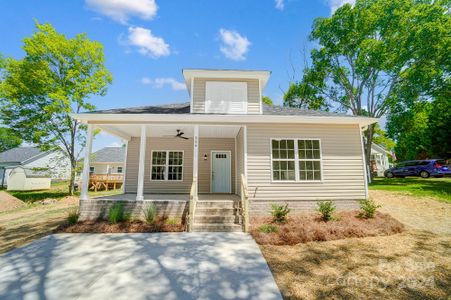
(203, 154, 208, 160)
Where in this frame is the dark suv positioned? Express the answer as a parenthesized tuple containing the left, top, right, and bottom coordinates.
(384, 159, 451, 178)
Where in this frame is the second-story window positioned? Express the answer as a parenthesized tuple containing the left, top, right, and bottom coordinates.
(205, 81, 248, 114)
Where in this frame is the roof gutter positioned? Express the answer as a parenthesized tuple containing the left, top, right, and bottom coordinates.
(71, 113, 378, 127)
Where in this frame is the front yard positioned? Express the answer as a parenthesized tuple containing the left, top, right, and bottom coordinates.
(0, 181, 122, 254)
(261, 189, 451, 299)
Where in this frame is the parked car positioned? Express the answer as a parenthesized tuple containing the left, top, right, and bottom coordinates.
(384, 159, 451, 178)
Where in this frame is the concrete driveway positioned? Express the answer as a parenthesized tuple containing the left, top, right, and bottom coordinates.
(0, 233, 282, 300)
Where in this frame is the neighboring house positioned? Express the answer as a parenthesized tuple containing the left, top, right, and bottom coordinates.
(72, 69, 377, 231)
(0, 147, 71, 187)
(370, 143, 392, 177)
(80, 146, 125, 175)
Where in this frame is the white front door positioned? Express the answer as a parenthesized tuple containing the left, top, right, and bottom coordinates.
(211, 151, 231, 193)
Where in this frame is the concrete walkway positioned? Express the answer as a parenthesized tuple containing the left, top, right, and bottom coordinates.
(0, 233, 282, 300)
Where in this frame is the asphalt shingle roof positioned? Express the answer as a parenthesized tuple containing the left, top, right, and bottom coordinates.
(86, 102, 357, 118)
(0, 147, 45, 164)
(91, 147, 126, 163)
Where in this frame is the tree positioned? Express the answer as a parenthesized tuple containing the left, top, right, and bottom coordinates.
(284, 0, 450, 173)
(372, 123, 395, 152)
(387, 95, 451, 161)
(0, 127, 22, 153)
(262, 96, 273, 105)
(0, 22, 112, 194)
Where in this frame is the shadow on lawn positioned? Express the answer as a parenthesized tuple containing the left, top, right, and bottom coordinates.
(9, 191, 71, 203)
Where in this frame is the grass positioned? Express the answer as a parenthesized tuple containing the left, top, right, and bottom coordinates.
(7, 180, 123, 203)
(369, 177, 451, 203)
(0, 201, 77, 254)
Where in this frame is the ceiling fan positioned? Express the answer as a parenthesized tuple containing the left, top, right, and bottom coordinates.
(175, 129, 189, 140)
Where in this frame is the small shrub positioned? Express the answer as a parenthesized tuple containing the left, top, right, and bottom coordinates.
(270, 203, 291, 223)
(316, 201, 336, 221)
(67, 209, 79, 225)
(108, 203, 129, 224)
(165, 217, 179, 225)
(358, 199, 381, 219)
(258, 224, 278, 233)
(143, 203, 157, 224)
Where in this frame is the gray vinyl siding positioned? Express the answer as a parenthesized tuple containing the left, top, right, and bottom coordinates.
(125, 137, 235, 194)
(246, 123, 366, 214)
(192, 78, 260, 114)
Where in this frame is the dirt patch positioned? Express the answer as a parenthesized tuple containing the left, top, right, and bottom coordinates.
(0, 191, 25, 212)
(57, 219, 184, 233)
(251, 211, 404, 245)
(261, 230, 451, 300)
(370, 190, 451, 234)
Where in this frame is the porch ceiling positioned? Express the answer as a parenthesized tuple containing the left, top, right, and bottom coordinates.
(97, 124, 241, 140)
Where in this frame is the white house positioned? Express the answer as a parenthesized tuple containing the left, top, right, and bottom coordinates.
(370, 143, 392, 177)
(72, 69, 377, 232)
(0, 147, 71, 187)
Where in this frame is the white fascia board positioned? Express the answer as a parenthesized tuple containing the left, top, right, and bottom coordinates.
(71, 113, 378, 127)
(182, 69, 271, 89)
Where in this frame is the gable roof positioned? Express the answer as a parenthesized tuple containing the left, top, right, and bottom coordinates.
(86, 102, 358, 118)
(0, 147, 48, 165)
(371, 143, 391, 155)
(90, 147, 125, 163)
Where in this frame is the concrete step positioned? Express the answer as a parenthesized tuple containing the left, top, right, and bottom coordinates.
(195, 208, 238, 215)
(192, 223, 243, 232)
(196, 200, 239, 209)
(194, 215, 242, 223)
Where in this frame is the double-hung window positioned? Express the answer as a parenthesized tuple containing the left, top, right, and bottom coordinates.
(271, 139, 322, 182)
(151, 151, 183, 181)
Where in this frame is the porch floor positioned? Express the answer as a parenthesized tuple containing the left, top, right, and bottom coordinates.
(92, 193, 240, 202)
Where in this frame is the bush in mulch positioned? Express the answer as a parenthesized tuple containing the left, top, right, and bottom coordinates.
(251, 211, 404, 245)
(57, 217, 184, 233)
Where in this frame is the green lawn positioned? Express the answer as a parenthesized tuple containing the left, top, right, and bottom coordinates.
(7, 181, 123, 203)
(369, 177, 451, 203)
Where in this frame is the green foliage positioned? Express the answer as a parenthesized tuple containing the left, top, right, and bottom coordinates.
(0, 22, 112, 194)
(358, 199, 381, 219)
(284, 0, 450, 168)
(372, 124, 395, 153)
(316, 201, 336, 221)
(165, 217, 179, 225)
(270, 203, 290, 223)
(258, 224, 278, 233)
(262, 95, 273, 105)
(108, 203, 130, 224)
(143, 203, 157, 224)
(67, 209, 79, 225)
(0, 127, 22, 152)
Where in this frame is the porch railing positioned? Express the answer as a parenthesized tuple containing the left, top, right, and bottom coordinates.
(240, 174, 250, 232)
(187, 177, 198, 232)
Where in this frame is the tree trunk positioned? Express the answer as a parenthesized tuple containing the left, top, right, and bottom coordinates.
(364, 124, 375, 180)
(68, 158, 76, 196)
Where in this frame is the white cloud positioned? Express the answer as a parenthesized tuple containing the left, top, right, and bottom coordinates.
(328, 0, 355, 13)
(219, 29, 251, 61)
(275, 0, 284, 10)
(108, 142, 123, 147)
(86, 0, 158, 24)
(141, 77, 186, 90)
(127, 26, 170, 58)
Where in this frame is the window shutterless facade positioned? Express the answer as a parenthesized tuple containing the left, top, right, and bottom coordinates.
(151, 151, 183, 181)
(271, 138, 322, 182)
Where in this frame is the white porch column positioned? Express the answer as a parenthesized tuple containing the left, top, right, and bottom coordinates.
(243, 125, 248, 177)
(193, 125, 199, 183)
(80, 124, 94, 201)
(136, 125, 147, 201)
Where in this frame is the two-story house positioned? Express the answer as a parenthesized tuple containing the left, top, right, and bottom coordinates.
(72, 69, 377, 231)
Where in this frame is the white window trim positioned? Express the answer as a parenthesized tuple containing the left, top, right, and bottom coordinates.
(270, 138, 323, 183)
(150, 150, 184, 182)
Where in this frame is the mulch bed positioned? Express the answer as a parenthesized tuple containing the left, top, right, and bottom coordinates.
(57, 219, 184, 233)
(251, 211, 404, 245)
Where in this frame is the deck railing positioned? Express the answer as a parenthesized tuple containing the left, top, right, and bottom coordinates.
(240, 174, 250, 232)
(89, 174, 124, 191)
(187, 177, 198, 232)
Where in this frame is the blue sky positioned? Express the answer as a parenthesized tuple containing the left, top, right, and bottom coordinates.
(1, 0, 353, 151)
